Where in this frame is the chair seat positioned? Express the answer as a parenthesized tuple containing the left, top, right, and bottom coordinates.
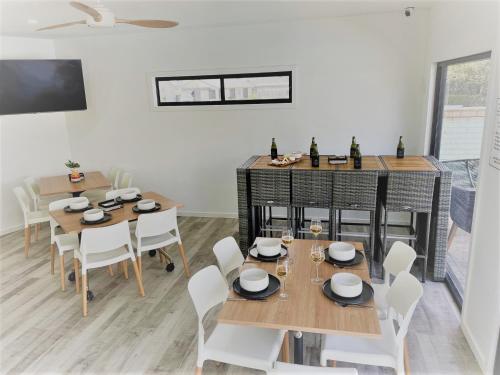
(205, 323, 285, 371)
(74, 246, 131, 270)
(272, 362, 357, 374)
(28, 210, 50, 224)
(54, 233, 79, 253)
(131, 231, 178, 252)
(372, 283, 389, 319)
(321, 318, 397, 369)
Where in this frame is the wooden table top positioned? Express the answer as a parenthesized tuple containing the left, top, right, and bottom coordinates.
(218, 239, 381, 337)
(50, 192, 183, 234)
(39, 171, 111, 196)
(291, 155, 383, 171)
(380, 156, 437, 172)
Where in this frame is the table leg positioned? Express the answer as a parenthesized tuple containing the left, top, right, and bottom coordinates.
(293, 331, 303, 364)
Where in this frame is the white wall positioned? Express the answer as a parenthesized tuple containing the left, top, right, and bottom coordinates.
(53, 11, 429, 217)
(0, 37, 72, 234)
(423, 1, 499, 373)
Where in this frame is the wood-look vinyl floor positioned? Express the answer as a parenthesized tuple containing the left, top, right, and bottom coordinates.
(0, 218, 479, 374)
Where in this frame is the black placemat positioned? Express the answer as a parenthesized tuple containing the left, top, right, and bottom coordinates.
(115, 194, 142, 203)
(248, 244, 288, 262)
(232, 274, 281, 300)
(80, 213, 112, 225)
(132, 203, 161, 213)
(64, 204, 93, 213)
(322, 279, 374, 306)
(324, 249, 364, 267)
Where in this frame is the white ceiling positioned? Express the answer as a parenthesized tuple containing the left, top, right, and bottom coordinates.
(0, 0, 433, 39)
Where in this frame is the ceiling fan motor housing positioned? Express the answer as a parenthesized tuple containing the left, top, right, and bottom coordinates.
(86, 6, 115, 27)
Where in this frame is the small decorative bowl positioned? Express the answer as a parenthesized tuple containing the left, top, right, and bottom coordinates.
(239, 268, 270, 292)
(331, 272, 362, 298)
(329, 242, 356, 262)
(120, 189, 138, 200)
(69, 197, 89, 210)
(83, 208, 104, 222)
(257, 238, 282, 257)
(137, 199, 155, 210)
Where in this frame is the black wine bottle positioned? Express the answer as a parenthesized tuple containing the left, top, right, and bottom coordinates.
(271, 138, 278, 160)
(350, 136, 357, 158)
(311, 143, 320, 167)
(310, 137, 316, 157)
(354, 144, 362, 169)
(397, 136, 405, 159)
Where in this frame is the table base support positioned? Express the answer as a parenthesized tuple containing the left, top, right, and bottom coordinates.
(293, 331, 303, 364)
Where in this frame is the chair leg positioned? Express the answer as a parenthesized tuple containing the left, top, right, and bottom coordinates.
(382, 207, 388, 280)
(281, 332, 290, 362)
(123, 260, 129, 279)
(178, 243, 191, 278)
(107, 265, 114, 276)
(35, 223, 40, 241)
(82, 273, 88, 317)
(404, 338, 411, 375)
(137, 255, 142, 276)
(131, 259, 145, 296)
(24, 226, 31, 258)
(50, 244, 55, 274)
(447, 222, 458, 249)
(422, 214, 432, 283)
(195, 367, 202, 375)
(59, 253, 66, 291)
(74, 258, 80, 293)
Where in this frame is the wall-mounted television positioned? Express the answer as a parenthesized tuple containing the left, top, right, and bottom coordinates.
(0, 59, 87, 115)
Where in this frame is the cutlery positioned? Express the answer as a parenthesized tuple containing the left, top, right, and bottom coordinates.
(244, 260, 261, 263)
(333, 264, 361, 270)
(335, 302, 373, 309)
(227, 297, 268, 302)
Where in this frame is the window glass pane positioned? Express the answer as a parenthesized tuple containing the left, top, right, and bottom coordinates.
(223, 75, 290, 101)
(157, 79, 221, 103)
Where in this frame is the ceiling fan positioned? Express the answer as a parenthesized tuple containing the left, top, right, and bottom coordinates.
(37, 1, 178, 31)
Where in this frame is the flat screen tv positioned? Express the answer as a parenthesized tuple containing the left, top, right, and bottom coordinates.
(0, 59, 87, 115)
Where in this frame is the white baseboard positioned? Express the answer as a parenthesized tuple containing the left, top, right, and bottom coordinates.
(0, 223, 23, 237)
(461, 321, 488, 373)
(177, 209, 238, 219)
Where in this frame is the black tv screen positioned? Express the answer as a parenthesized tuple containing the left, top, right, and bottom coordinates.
(0, 59, 87, 115)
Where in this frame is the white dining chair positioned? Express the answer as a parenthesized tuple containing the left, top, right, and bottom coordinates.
(108, 166, 123, 189)
(188, 265, 286, 375)
(74, 220, 144, 317)
(105, 187, 141, 200)
(13, 186, 50, 257)
(131, 206, 190, 277)
(373, 241, 417, 319)
(269, 362, 357, 374)
(48, 197, 86, 291)
(212, 236, 244, 282)
(117, 172, 133, 189)
(320, 272, 423, 375)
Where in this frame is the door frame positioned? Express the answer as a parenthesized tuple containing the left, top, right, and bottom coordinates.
(430, 51, 492, 159)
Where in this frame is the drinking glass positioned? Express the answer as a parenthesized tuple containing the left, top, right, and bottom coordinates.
(281, 228, 294, 247)
(310, 218, 323, 238)
(310, 244, 325, 284)
(276, 258, 289, 300)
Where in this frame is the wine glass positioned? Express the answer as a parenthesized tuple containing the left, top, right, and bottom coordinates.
(310, 218, 322, 244)
(310, 244, 325, 285)
(276, 258, 289, 300)
(281, 228, 294, 247)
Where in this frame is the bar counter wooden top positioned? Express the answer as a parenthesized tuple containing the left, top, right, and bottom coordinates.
(218, 239, 381, 337)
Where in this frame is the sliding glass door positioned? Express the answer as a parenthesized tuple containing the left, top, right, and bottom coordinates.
(431, 52, 491, 305)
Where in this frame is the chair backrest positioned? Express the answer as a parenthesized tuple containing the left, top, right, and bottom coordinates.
(23, 177, 40, 206)
(188, 265, 228, 321)
(213, 236, 244, 279)
(13, 186, 31, 219)
(135, 206, 179, 240)
(385, 171, 435, 213)
(105, 187, 141, 200)
(118, 172, 133, 189)
(80, 220, 132, 255)
(386, 271, 423, 347)
(48, 197, 90, 243)
(108, 167, 122, 189)
(383, 241, 417, 285)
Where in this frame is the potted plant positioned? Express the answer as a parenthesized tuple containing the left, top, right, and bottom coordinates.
(65, 160, 82, 182)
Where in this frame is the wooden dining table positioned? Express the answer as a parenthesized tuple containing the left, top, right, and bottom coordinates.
(39, 171, 111, 197)
(218, 239, 381, 364)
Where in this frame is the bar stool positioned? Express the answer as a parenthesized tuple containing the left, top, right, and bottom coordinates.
(380, 171, 435, 282)
(291, 170, 333, 239)
(250, 168, 291, 239)
(331, 171, 378, 276)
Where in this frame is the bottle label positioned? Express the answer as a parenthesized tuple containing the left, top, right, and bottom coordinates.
(397, 149, 404, 159)
(271, 149, 278, 160)
(354, 158, 362, 169)
(350, 147, 356, 158)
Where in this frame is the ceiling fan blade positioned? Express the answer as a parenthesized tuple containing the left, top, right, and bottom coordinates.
(37, 20, 86, 31)
(70, 1, 102, 22)
(116, 19, 178, 28)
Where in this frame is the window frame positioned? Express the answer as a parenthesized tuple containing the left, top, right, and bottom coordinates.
(429, 51, 491, 159)
(154, 70, 292, 107)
